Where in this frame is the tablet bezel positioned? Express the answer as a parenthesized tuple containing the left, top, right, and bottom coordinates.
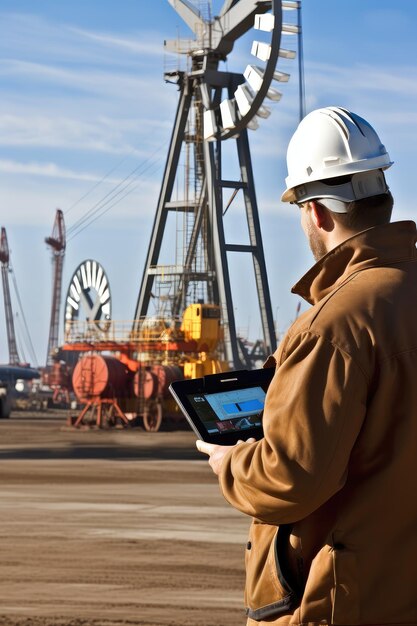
(169, 368, 274, 445)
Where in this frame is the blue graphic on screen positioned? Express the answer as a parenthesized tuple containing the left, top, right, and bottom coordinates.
(205, 387, 266, 421)
(223, 398, 264, 417)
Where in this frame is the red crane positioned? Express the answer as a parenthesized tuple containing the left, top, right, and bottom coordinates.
(0, 227, 20, 365)
(45, 210, 66, 366)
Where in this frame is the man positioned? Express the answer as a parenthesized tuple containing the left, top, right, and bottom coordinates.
(196, 107, 417, 625)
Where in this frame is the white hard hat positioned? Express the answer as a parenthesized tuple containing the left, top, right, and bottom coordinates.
(281, 106, 393, 210)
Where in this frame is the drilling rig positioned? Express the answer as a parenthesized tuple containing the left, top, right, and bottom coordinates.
(63, 0, 302, 431)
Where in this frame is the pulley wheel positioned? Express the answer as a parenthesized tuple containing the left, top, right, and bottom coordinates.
(143, 401, 163, 432)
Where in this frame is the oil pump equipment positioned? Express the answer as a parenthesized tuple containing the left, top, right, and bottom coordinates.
(65, 302, 227, 430)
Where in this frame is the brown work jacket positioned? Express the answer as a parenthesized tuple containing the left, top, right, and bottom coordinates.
(220, 220, 417, 626)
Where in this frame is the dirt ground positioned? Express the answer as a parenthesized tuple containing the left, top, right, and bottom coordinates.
(0, 410, 251, 626)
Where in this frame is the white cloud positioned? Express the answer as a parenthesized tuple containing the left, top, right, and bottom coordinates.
(0, 58, 162, 101)
(70, 27, 163, 57)
(0, 166, 163, 228)
(0, 112, 171, 153)
(0, 12, 165, 66)
(0, 159, 121, 182)
(305, 61, 417, 103)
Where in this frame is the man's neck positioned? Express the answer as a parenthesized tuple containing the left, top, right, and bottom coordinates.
(324, 226, 361, 255)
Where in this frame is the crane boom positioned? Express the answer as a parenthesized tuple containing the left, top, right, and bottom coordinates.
(45, 210, 66, 366)
(0, 227, 20, 365)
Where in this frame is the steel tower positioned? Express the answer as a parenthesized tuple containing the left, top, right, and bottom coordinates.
(134, 0, 300, 368)
(0, 227, 20, 365)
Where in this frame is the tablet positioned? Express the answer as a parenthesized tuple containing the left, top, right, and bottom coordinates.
(169, 368, 274, 445)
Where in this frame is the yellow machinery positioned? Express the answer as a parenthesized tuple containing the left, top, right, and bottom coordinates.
(180, 304, 228, 378)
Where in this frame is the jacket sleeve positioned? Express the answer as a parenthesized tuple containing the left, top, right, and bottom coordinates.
(219, 330, 368, 524)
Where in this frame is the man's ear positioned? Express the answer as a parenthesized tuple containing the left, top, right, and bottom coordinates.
(309, 201, 332, 231)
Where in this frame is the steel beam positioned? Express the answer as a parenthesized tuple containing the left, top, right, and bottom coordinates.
(235, 128, 277, 354)
(133, 78, 193, 325)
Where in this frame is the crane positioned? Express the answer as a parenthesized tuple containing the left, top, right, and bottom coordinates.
(0, 227, 20, 365)
(45, 209, 66, 366)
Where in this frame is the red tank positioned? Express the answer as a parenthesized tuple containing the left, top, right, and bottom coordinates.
(151, 365, 183, 397)
(133, 364, 183, 400)
(72, 355, 130, 403)
(133, 368, 158, 400)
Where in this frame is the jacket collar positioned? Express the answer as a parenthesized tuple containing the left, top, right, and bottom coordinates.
(292, 221, 417, 305)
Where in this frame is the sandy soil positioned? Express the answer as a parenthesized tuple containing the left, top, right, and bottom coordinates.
(0, 410, 250, 626)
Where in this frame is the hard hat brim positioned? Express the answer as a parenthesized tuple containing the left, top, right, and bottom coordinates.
(281, 187, 296, 203)
(281, 169, 391, 208)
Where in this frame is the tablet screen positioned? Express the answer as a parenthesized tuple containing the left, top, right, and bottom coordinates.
(169, 367, 274, 444)
(187, 386, 266, 435)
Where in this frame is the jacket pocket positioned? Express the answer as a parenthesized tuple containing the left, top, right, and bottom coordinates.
(332, 543, 360, 625)
(299, 539, 360, 625)
(245, 523, 303, 622)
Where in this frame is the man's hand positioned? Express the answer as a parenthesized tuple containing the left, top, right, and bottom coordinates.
(196, 438, 256, 476)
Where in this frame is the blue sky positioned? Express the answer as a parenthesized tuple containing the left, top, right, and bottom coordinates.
(0, 1, 416, 366)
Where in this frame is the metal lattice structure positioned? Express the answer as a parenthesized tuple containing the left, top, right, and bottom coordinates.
(134, 0, 300, 368)
(45, 209, 66, 366)
(0, 227, 20, 365)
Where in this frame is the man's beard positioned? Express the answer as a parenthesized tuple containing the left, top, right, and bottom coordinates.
(306, 221, 328, 261)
